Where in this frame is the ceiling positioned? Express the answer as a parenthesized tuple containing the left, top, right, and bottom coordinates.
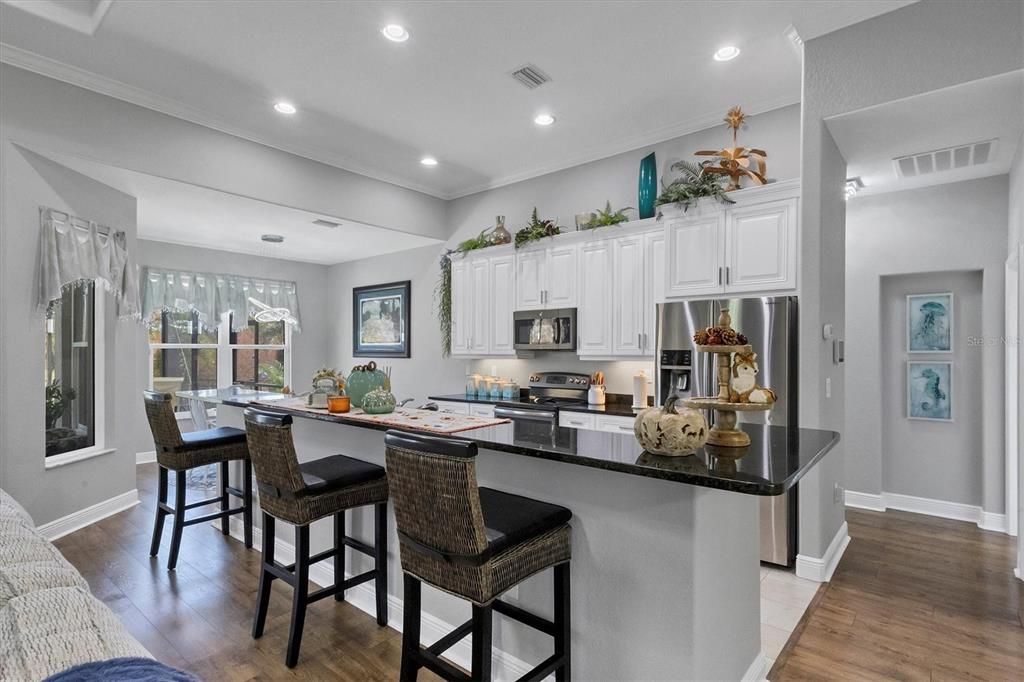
(30, 148, 441, 265)
(826, 70, 1024, 197)
(1, 0, 916, 199)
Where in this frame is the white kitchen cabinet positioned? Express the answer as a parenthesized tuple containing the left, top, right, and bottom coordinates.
(488, 255, 516, 354)
(664, 180, 799, 299)
(612, 234, 645, 355)
(577, 240, 613, 356)
(451, 248, 516, 357)
(559, 411, 635, 434)
(643, 230, 666, 355)
(596, 414, 637, 434)
(559, 411, 596, 429)
(725, 198, 798, 293)
(433, 400, 470, 415)
(468, 403, 495, 418)
(514, 242, 577, 310)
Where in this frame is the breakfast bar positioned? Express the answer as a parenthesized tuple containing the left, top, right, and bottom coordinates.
(181, 388, 838, 681)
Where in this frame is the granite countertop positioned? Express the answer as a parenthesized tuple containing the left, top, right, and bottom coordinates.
(182, 389, 839, 496)
(427, 394, 646, 418)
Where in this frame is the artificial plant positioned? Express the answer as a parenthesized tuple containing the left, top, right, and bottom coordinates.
(655, 160, 735, 212)
(581, 201, 632, 229)
(514, 207, 561, 248)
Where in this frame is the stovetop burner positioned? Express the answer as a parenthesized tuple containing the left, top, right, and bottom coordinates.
(494, 371, 590, 414)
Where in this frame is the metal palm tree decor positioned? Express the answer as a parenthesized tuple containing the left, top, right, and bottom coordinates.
(695, 106, 767, 191)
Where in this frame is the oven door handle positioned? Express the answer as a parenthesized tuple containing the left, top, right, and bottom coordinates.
(494, 406, 557, 422)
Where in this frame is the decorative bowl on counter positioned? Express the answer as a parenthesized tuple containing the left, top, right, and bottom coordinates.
(346, 361, 388, 408)
(633, 395, 708, 457)
(361, 387, 397, 414)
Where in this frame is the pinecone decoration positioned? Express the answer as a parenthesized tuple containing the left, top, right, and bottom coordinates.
(693, 329, 710, 345)
(720, 329, 739, 346)
(737, 333, 748, 345)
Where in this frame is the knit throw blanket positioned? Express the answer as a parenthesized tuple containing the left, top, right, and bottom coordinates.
(44, 657, 199, 681)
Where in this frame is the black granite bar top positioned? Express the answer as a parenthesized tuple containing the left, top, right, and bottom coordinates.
(182, 389, 839, 496)
(427, 394, 645, 418)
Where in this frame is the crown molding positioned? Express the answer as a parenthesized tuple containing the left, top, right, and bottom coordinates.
(0, 43, 448, 199)
(2, 43, 800, 203)
(447, 93, 801, 199)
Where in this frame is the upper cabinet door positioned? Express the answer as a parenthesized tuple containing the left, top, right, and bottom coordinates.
(488, 255, 516, 355)
(665, 213, 726, 298)
(546, 243, 578, 308)
(612, 235, 645, 356)
(577, 240, 612, 356)
(468, 258, 490, 354)
(450, 258, 471, 355)
(725, 198, 797, 293)
(643, 230, 666, 355)
(515, 249, 545, 310)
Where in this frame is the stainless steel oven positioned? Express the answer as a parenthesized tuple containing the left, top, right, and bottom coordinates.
(512, 308, 576, 351)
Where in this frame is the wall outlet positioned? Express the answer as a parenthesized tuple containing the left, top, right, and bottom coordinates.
(825, 377, 832, 398)
(834, 483, 844, 504)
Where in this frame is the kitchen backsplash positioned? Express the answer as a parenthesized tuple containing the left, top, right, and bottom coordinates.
(468, 357, 654, 395)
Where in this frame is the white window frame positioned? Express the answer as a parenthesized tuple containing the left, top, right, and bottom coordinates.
(148, 312, 292, 418)
(46, 288, 113, 469)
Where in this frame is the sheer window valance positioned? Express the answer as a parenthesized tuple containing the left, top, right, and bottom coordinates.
(141, 267, 302, 333)
(37, 208, 141, 320)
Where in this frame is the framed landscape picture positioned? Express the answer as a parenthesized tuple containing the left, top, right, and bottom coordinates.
(907, 361, 953, 422)
(353, 280, 410, 358)
(907, 292, 953, 352)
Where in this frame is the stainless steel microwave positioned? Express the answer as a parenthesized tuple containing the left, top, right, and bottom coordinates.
(512, 308, 577, 351)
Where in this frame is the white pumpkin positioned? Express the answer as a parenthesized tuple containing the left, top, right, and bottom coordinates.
(633, 395, 709, 457)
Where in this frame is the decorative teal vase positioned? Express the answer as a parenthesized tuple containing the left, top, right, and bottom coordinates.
(638, 152, 657, 219)
(345, 366, 387, 408)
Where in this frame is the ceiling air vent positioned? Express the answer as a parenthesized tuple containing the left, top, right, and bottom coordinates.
(510, 64, 551, 90)
(312, 219, 341, 228)
(893, 139, 996, 178)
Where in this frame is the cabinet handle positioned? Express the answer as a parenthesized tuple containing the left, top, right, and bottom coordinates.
(618, 425, 632, 431)
(638, 332, 641, 348)
(570, 420, 584, 426)
(726, 266, 731, 285)
(718, 267, 723, 285)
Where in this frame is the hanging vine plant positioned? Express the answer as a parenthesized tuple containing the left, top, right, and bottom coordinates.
(435, 228, 500, 357)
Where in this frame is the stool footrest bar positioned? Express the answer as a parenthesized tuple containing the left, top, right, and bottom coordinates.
(342, 536, 375, 557)
(181, 506, 243, 527)
(516, 653, 565, 682)
(418, 648, 471, 682)
(493, 599, 556, 636)
(426, 618, 473, 656)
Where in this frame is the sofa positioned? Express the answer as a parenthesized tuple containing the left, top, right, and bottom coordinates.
(0, 489, 152, 681)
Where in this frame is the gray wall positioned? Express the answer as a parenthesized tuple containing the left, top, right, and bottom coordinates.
(881, 271, 984, 505)
(0, 144, 141, 524)
(845, 177, 1008, 513)
(798, 0, 1023, 557)
(136, 240, 331, 451)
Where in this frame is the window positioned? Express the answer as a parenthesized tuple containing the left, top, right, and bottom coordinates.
(44, 284, 98, 457)
(148, 311, 290, 411)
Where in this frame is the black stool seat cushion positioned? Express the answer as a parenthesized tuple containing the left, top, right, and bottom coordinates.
(478, 488, 572, 558)
(300, 454, 386, 495)
(180, 426, 247, 450)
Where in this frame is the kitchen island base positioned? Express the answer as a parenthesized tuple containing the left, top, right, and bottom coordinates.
(216, 405, 764, 681)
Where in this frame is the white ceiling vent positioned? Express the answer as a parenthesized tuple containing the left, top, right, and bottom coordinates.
(312, 219, 341, 228)
(893, 139, 996, 178)
(510, 64, 551, 90)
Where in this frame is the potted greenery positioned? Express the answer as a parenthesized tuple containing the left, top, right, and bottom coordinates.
(514, 207, 561, 248)
(45, 379, 87, 456)
(580, 201, 632, 230)
(655, 160, 735, 213)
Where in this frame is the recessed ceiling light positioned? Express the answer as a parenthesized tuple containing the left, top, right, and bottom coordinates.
(713, 46, 741, 62)
(381, 24, 409, 42)
(273, 101, 297, 114)
(261, 234, 285, 243)
(420, 156, 438, 166)
(534, 113, 556, 126)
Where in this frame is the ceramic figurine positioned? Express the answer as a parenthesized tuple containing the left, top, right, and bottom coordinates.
(729, 352, 777, 404)
(633, 395, 708, 457)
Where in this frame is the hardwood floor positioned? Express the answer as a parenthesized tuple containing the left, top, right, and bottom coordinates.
(770, 509, 1024, 681)
(54, 466, 1024, 680)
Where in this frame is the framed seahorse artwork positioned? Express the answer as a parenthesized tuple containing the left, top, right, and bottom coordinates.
(907, 361, 953, 422)
(907, 292, 953, 353)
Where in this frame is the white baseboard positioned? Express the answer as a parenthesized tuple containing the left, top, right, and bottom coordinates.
(1015, 566, 1022, 582)
(224, 518, 541, 681)
(796, 521, 849, 583)
(37, 489, 140, 541)
(136, 451, 156, 465)
(845, 490, 1009, 534)
(742, 652, 769, 681)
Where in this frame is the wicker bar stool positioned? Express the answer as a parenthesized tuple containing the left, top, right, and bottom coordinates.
(384, 430, 572, 682)
(143, 391, 253, 571)
(243, 408, 389, 668)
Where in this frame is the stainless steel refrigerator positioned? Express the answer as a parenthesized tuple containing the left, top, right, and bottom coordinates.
(655, 296, 799, 566)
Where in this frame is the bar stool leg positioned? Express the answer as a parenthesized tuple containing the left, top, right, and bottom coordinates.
(374, 502, 388, 625)
(555, 562, 571, 682)
(285, 524, 310, 668)
(167, 470, 187, 571)
(242, 459, 253, 549)
(149, 465, 169, 557)
(252, 512, 275, 639)
(471, 603, 493, 681)
(219, 461, 230, 535)
(333, 510, 345, 602)
(400, 574, 421, 682)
